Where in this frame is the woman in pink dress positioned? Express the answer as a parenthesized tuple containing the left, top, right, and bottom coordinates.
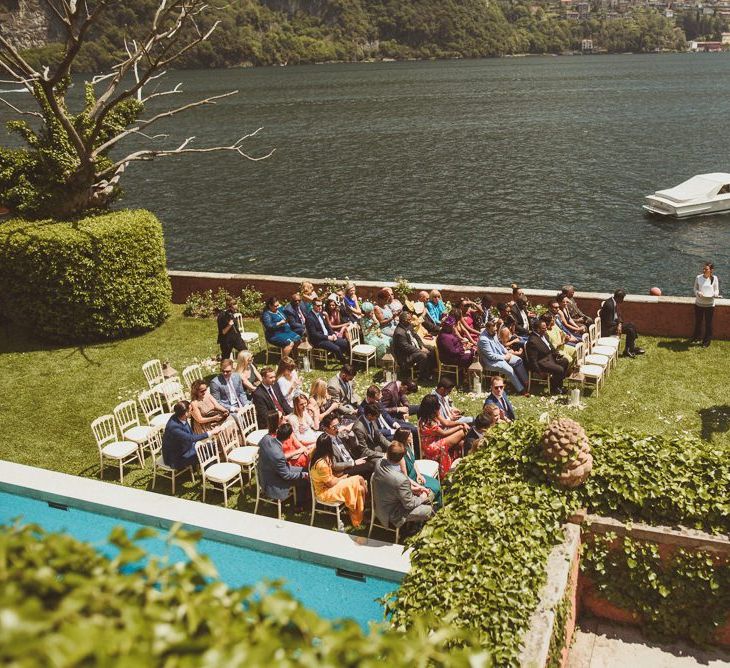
(417, 394, 468, 480)
(278, 422, 311, 468)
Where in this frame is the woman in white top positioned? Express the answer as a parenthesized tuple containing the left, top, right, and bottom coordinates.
(692, 262, 720, 347)
(275, 356, 300, 412)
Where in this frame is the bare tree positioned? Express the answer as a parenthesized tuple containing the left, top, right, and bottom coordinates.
(0, 0, 273, 218)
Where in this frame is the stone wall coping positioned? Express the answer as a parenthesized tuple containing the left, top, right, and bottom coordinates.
(0, 461, 410, 580)
(167, 270, 730, 306)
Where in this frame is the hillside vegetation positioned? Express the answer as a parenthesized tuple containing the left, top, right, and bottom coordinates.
(18, 0, 687, 71)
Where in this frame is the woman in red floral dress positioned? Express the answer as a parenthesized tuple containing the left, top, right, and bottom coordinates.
(417, 394, 468, 480)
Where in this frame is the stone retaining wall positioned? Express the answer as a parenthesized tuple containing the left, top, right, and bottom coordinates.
(168, 270, 730, 340)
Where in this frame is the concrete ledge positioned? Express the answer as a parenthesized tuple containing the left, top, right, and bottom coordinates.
(0, 461, 410, 581)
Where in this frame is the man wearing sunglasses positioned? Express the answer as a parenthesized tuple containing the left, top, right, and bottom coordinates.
(483, 375, 516, 422)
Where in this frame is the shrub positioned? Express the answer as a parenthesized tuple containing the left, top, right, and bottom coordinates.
(0, 209, 170, 343)
(183, 285, 263, 319)
(0, 522, 489, 666)
(393, 276, 412, 302)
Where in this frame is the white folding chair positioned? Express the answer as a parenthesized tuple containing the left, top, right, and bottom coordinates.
(347, 325, 376, 373)
(238, 403, 259, 440)
(138, 387, 173, 429)
(234, 313, 261, 354)
(527, 368, 552, 394)
(182, 364, 204, 391)
(195, 438, 243, 506)
(218, 419, 258, 483)
(113, 400, 156, 466)
(414, 459, 440, 480)
(265, 340, 282, 365)
(309, 464, 344, 530)
(148, 428, 195, 495)
(310, 345, 333, 369)
(367, 484, 400, 543)
(160, 378, 185, 409)
(91, 415, 142, 483)
(253, 457, 297, 519)
(142, 359, 165, 390)
(575, 342, 604, 396)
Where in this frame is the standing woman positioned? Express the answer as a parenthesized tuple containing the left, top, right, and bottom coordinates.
(692, 262, 720, 347)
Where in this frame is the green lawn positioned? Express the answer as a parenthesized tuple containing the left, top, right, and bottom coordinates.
(2, 307, 729, 530)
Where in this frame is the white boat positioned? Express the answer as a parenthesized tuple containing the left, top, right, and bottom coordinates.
(643, 173, 730, 218)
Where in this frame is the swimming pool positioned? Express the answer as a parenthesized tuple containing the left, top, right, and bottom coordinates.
(0, 465, 406, 629)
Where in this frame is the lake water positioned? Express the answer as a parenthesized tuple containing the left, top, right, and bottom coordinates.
(3, 53, 730, 295)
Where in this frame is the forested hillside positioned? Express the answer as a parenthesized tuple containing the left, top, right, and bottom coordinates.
(11, 0, 687, 71)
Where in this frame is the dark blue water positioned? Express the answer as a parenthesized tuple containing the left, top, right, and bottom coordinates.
(0, 491, 394, 627)
(2, 53, 730, 294)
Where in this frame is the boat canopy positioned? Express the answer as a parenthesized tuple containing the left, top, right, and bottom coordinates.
(655, 173, 730, 203)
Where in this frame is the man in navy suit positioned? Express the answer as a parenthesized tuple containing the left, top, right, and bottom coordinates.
(282, 292, 307, 339)
(483, 375, 516, 422)
(305, 298, 350, 363)
(358, 384, 419, 442)
(209, 359, 250, 431)
(162, 401, 222, 469)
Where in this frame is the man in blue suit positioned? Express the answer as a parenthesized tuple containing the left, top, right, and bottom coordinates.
(256, 410, 309, 503)
(305, 299, 350, 363)
(209, 359, 250, 431)
(358, 384, 419, 442)
(478, 319, 529, 396)
(282, 292, 307, 339)
(162, 401, 222, 469)
(483, 375, 516, 422)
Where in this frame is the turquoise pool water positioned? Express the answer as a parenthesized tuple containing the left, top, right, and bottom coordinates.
(0, 491, 395, 627)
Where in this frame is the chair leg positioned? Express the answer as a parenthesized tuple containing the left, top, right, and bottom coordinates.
(170, 470, 175, 495)
(189, 467, 195, 484)
(277, 500, 282, 520)
(202, 477, 206, 502)
(119, 460, 124, 483)
(223, 484, 228, 506)
(254, 489, 260, 514)
(99, 454, 104, 479)
(310, 501, 316, 526)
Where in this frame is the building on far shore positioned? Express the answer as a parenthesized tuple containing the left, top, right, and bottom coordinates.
(688, 40, 725, 52)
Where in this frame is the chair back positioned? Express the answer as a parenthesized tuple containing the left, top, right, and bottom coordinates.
(195, 438, 220, 470)
(574, 341, 585, 366)
(595, 317, 602, 338)
(348, 325, 363, 347)
(234, 312, 246, 333)
(161, 379, 185, 407)
(239, 403, 258, 438)
(142, 359, 164, 388)
(182, 364, 204, 390)
(148, 428, 163, 458)
(581, 332, 590, 349)
(138, 388, 164, 422)
(91, 415, 117, 450)
(113, 400, 140, 433)
(218, 420, 241, 458)
(588, 323, 598, 347)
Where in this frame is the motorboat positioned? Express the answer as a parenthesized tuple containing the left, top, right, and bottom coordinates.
(643, 173, 730, 218)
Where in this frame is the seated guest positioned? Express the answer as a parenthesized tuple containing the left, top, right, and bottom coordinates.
(287, 393, 319, 446)
(374, 288, 397, 338)
(600, 288, 644, 358)
(431, 377, 473, 426)
(392, 428, 442, 509)
(310, 433, 367, 528)
(557, 294, 586, 336)
(261, 296, 301, 358)
(162, 400, 222, 470)
(561, 284, 593, 326)
(496, 302, 511, 324)
(278, 421, 312, 468)
(437, 317, 476, 375)
(417, 395, 467, 480)
(189, 379, 229, 434)
(305, 298, 350, 363)
(342, 283, 363, 322)
(478, 319, 529, 395)
(320, 413, 376, 476)
(425, 289, 447, 329)
(359, 384, 418, 440)
(381, 378, 420, 420)
(463, 413, 493, 455)
(372, 441, 434, 531)
(353, 403, 391, 456)
(217, 296, 248, 360)
(548, 299, 581, 347)
(257, 411, 309, 504)
(299, 281, 318, 313)
(544, 313, 577, 365)
(325, 298, 351, 338)
(307, 378, 340, 430)
(484, 375, 516, 422)
(252, 367, 291, 428)
(509, 284, 534, 338)
(499, 321, 524, 355)
(327, 364, 360, 418)
(392, 312, 435, 381)
(209, 359, 250, 431)
(275, 356, 300, 412)
(359, 301, 392, 360)
(235, 350, 262, 397)
(282, 292, 307, 339)
(451, 304, 480, 343)
(470, 295, 494, 332)
(525, 317, 570, 395)
(483, 402, 507, 425)
(415, 290, 440, 335)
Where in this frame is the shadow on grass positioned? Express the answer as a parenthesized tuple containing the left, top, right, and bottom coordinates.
(656, 340, 692, 353)
(698, 404, 730, 442)
(1, 322, 117, 363)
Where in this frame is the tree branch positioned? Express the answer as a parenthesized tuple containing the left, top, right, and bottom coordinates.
(0, 96, 43, 118)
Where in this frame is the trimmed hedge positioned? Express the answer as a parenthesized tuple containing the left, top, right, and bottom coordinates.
(0, 209, 171, 343)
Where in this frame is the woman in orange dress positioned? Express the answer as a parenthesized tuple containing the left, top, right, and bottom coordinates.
(309, 433, 367, 528)
(417, 394, 468, 480)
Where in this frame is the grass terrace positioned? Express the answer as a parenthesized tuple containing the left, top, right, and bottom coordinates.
(2, 306, 730, 531)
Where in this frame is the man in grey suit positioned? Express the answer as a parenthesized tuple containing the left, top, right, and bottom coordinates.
(209, 358, 250, 432)
(352, 403, 390, 458)
(372, 441, 434, 530)
(327, 364, 360, 418)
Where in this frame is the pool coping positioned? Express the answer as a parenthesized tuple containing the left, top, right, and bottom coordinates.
(0, 461, 411, 582)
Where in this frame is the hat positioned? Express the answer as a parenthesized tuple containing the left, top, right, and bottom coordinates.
(361, 301, 374, 314)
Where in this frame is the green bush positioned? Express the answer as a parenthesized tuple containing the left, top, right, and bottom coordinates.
(0, 209, 171, 343)
(183, 285, 263, 319)
(0, 522, 489, 666)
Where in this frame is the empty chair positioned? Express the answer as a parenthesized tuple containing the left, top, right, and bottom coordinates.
(575, 341, 604, 396)
(253, 457, 297, 520)
(182, 364, 204, 390)
(148, 428, 195, 495)
(195, 437, 243, 506)
(138, 388, 174, 428)
(347, 325, 377, 373)
(160, 378, 185, 409)
(218, 419, 258, 482)
(367, 483, 400, 543)
(113, 400, 157, 465)
(142, 359, 165, 390)
(91, 415, 142, 483)
(234, 313, 261, 354)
